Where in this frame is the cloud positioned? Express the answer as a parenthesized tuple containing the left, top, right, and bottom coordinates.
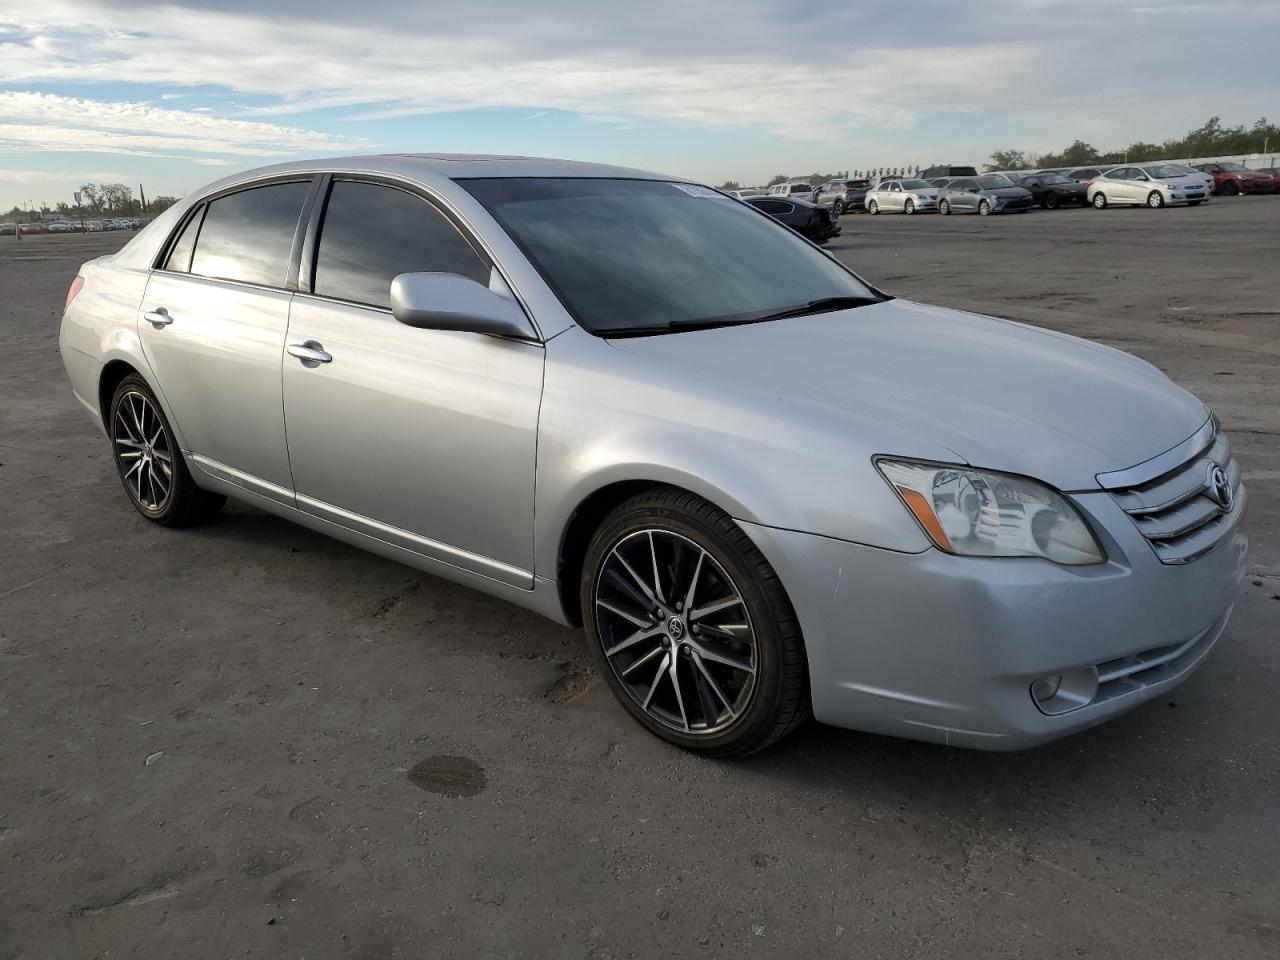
(0, 167, 135, 183)
(0, 91, 364, 158)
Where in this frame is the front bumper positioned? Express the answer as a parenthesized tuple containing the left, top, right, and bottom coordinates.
(739, 485, 1246, 750)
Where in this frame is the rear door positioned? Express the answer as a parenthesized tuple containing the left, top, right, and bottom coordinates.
(281, 178, 544, 585)
(139, 178, 316, 502)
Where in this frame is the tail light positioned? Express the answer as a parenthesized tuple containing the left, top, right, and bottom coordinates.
(64, 275, 84, 313)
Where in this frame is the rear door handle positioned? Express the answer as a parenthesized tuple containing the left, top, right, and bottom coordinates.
(287, 341, 333, 365)
(142, 307, 172, 327)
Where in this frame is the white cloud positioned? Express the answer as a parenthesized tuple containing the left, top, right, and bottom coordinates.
(0, 91, 363, 158)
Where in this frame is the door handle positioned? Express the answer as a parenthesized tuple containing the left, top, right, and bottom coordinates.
(287, 341, 333, 365)
(142, 307, 173, 327)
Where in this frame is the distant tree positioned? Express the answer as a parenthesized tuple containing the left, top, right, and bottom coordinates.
(147, 196, 181, 215)
(767, 174, 788, 186)
(716, 181, 741, 191)
(985, 149, 1030, 171)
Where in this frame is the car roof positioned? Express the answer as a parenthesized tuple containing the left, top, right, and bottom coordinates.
(186, 153, 679, 202)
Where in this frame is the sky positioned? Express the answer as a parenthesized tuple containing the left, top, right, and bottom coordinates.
(1, 0, 1277, 210)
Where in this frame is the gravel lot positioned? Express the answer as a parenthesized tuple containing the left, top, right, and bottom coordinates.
(2, 198, 1277, 959)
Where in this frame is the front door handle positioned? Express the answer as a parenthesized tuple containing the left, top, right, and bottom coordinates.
(142, 307, 173, 327)
(287, 341, 333, 365)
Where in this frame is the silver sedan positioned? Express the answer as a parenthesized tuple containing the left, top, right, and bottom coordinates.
(60, 155, 1246, 756)
(865, 178, 940, 214)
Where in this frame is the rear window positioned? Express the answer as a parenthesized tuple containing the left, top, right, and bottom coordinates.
(189, 182, 311, 287)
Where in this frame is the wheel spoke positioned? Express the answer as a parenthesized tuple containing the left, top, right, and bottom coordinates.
(605, 624, 663, 658)
(606, 568, 653, 613)
(647, 532, 668, 604)
(668, 653, 689, 732)
(689, 641, 754, 675)
(621, 644, 666, 679)
(691, 650, 736, 718)
(118, 450, 143, 460)
(612, 549, 658, 607)
(682, 550, 705, 614)
(689, 594, 742, 622)
(596, 598, 651, 629)
(115, 437, 143, 449)
(641, 652, 670, 709)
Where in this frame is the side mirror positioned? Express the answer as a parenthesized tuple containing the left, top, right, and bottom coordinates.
(390, 272, 536, 340)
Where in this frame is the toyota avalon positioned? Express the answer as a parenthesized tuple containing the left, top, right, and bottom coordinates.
(59, 155, 1246, 756)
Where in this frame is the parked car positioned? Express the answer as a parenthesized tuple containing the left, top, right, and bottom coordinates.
(921, 164, 978, 180)
(767, 182, 815, 199)
(1192, 161, 1276, 195)
(1017, 172, 1089, 209)
(938, 175, 1034, 215)
(813, 178, 871, 214)
(746, 196, 842, 243)
(726, 189, 763, 201)
(1087, 165, 1211, 209)
(0, 222, 15, 236)
(46, 220, 76, 233)
(865, 178, 939, 215)
(60, 155, 1245, 756)
(1164, 164, 1216, 197)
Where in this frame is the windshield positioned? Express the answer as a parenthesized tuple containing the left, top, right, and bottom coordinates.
(900, 179, 931, 190)
(1141, 165, 1183, 179)
(1039, 173, 1071, 184)
(460, 178, 878, 335)
(977, 175, 1015, 189)
(1218, 162, 1246, 171)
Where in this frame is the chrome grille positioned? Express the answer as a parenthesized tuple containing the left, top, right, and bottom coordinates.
(1107, 427, 1242, 564)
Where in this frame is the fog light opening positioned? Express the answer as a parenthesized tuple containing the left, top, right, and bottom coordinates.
(1030, 667, 1099, 716)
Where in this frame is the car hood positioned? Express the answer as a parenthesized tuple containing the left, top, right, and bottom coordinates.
(606, 299, 1208, 491)
(987, 187, 1032, 198)
(1156, 175, 1207, 187)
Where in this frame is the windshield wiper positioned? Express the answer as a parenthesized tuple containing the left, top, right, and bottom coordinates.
(599, 295, 885, 338)
(747, 295, 884, 324)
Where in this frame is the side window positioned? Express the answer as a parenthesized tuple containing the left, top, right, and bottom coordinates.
(313, 181, 489, 309)
(163, 205, 205, 273)
(953, 179, 975, 190)
(189, 181, 311, 287)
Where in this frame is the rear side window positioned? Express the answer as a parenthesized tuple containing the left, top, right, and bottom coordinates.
(312, 181, 489, 309)
(189, 181, 311, 287)
(163, 205, 205, 273)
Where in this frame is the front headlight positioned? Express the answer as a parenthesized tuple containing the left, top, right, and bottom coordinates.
(875, 459, 1105, 565)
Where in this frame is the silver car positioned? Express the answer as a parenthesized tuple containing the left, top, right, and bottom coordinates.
(865, 178, 939, 214)
(1087, 165, 1212, 208)
(59, 155, 1246, 756)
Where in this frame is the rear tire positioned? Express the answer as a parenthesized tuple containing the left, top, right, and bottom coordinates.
(832, 200, 844, 216)
(108, 374, 225, 526)
(1092, 192, 1108, 209)
(581, 489, 810, 757)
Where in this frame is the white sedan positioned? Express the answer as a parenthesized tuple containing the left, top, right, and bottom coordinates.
(1087, 165, 1212, 209)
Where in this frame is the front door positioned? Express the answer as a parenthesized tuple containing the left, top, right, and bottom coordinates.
(138, 179, 315, 501)
(281, 179, 544, 586)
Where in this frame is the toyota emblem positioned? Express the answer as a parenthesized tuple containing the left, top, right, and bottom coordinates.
(1206, 463, 1233, 512)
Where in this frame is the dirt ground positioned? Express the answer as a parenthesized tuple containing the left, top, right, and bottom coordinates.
(1, 199, 1277, 959)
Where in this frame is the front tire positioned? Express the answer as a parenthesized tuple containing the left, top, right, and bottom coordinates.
(108, 375, 225, 526)
(1092, 192, 1108, 209)
(904, 199, 915, 215)
(978, 199, 991, 216)
(581, 490, 809, 757)
(1044, 192, 1060, 210)
(1147, 190, 1165, 208)
(832, 200, 844, 216)
(939, 199, 951, 215)
(1222, 181, 1240, 196)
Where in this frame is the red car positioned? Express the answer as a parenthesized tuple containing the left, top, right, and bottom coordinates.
(1193, 162, 1276, 195)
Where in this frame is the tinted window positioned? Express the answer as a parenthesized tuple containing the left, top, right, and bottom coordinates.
(463, 178, 877, 336)
(313, 181, 489, 309)
(189, 182, 311, 287)
(951, 179, 976, 190)
(164, 205, 204, 273)
(750, 199, 790, 214)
